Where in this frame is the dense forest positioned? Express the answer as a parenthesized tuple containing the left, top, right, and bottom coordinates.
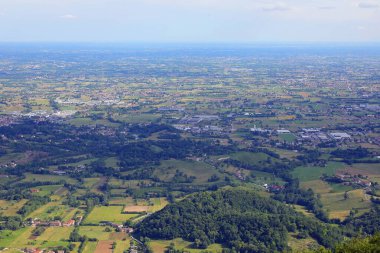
(136, 188, 343, 252)
(306, 233, 380, 253)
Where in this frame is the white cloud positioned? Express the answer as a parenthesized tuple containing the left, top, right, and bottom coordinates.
(262, 5, 291, 12)
(60, 14, 77, 19)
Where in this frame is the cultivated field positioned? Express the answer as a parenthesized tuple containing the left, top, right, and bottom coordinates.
(84, 206, 139, 224)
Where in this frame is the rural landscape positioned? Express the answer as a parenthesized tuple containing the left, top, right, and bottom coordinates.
(0, 43, 379, 252)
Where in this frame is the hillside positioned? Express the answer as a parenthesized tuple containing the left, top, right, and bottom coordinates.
(137, 188, 343, 252)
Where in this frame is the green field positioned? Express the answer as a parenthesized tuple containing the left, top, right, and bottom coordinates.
(79, 226, 113, 240)
(148, 197, 169, 212)
(31, 185, 63, 196)
(114, 113, 161, 123)
(155, 159, 222, 183)
(230, 151, 273, 166)
(22, 173, 78, 184)
(84, 206, 139, 224)
(0, 226, 71, 248)
(0, 228, 29, 247)
(292, 162, 345, 182)
(104, 157, 120, 168)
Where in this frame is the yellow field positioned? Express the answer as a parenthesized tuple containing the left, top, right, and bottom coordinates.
(275, 115, 296, 120)
(300, 180, 332, 194)
(321, 189, 371, 220)
(0, 199, 27, 216)
(123, 206, 149, 213)
(148, 198, 168, 212)
(38, 226, 74, 241)
(114, 238, 131, 253)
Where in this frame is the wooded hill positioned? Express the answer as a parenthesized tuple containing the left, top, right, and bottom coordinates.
(137, 187, 343, 252)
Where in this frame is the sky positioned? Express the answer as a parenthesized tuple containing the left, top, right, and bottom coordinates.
(0, 0, 379, 42)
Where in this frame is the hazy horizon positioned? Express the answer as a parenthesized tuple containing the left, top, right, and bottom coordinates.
(1, 0, 380, 43)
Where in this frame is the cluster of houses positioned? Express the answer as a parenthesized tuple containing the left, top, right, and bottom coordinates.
(235, 170, 246, 181)
(179, 115, 220, 125)
(321, 172, 372, 188)
(99, 221, 134, 234)
(55, 97, 122, 107)
(30, 218, 77, 227)
(264, 183, 285, 193)
(24, 249, 64, 253)
(173, 114, 228, 135)
(250, 126, 354, 145)
(34, 165, 86, 177)
(174, 124, 226, 135)
(0, 115, 19, 127)
(0, 161, 17, 169)
(129, 244, 139, 253)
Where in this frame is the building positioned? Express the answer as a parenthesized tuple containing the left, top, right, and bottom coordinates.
(277, 129, 291, 134)
(49, 221, 62, 227)
(62, 219, 75, 227)
(330, 132, 351, 140)
(302, 128, 321, 133)
(250, 125, 270, 133)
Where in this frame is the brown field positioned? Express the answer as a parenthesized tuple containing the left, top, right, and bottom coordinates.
(95, 240, 113, 253)
(123, 205, 149, 213)
(109, 232, 128, 240)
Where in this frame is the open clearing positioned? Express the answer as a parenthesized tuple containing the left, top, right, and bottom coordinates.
(84, 206, 139, 224)
(292, 162, 345, 182)
(155, 159, 222, 183)
(321, 189, 371, 220)
(123, 205, 149, 213)
(230, 151, 273, 166)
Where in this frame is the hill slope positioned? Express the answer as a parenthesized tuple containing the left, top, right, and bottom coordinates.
(137, 188, 343, 252)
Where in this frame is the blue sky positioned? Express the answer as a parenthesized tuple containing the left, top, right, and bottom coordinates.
(0, 0, 379, 42)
